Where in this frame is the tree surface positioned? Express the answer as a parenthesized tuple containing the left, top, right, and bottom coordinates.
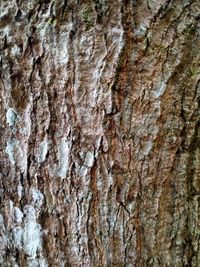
(0, 0, 200, 266)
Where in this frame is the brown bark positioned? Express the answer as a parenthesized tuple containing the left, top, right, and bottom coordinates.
(0, 0, 200, 266)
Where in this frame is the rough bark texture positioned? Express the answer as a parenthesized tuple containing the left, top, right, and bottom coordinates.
(0, 0, 200, 266)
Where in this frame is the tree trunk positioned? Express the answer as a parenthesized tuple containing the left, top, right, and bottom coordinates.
(0, 0, 200, 266)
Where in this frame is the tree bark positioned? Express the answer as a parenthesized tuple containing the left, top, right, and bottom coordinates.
(0, 0, 200, 266)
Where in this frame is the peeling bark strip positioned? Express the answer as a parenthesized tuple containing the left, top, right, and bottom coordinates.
(0, 0, 200, 266)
